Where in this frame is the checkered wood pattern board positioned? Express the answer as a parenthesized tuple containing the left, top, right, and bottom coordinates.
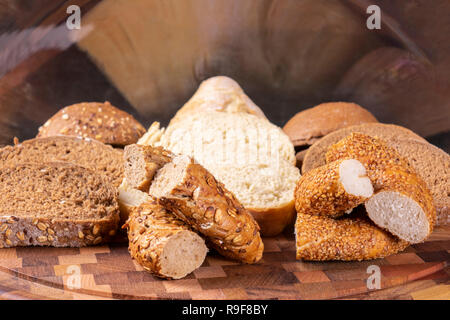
(0, 226, 449, 300)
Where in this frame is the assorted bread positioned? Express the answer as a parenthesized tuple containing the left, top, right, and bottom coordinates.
(0, 75, 447, 280)
(0, 162, 120, 248)
(137, 110, 300, 236)
(37, 101, 146, 147)
(148, 152, 264, 264)
(327, 133, 436, 243)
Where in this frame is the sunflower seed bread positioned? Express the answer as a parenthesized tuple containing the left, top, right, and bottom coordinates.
(37, 101, 146, 147)
(0, 136, 124, 187)
(125, 201, 208, 280)
(0, 162, 120, 248)
(148, 151, 264, 264)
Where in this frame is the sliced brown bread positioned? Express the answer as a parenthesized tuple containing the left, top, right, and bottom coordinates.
(283, 102, 378, 147)
(37, 101, 146, 147)
(302, 123, 427, 173)
(388, 140, 449, 225)
(327, 133, 436, 243)
(0, 136, 124, 187)
(0, 162, 120, 248)
(125, 201, 208, 280)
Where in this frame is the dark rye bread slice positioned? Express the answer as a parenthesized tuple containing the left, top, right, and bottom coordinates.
(0, 162, 120, 248)
(0, 136, 124, 187)
(302, 123, 427, 173)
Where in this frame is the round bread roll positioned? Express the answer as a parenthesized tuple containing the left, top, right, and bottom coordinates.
(37, 101, 146, 147)
(283, 102, 377, 147)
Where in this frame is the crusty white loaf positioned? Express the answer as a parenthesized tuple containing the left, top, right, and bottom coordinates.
(137, 111, 299, 236)
(169, 76, 268, 125)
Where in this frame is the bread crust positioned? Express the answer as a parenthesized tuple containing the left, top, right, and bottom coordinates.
(0, 162, 120, 248)
(283, 102, 377, 147)
(125, 201, 207, 279)
(302, 123, 427, 174)
(170, 76, 267, 125)
(155, 161, 264, 264)
(37, 101, 146, 146)
(247, 201, 296, 237)
(295, 210, 409, 261)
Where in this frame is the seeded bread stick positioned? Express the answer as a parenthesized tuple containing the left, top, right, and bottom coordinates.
(149, 154, 264, 264)
(295, 159, 373, 218)
(125, 201, 207, 279)
(296, 210, 409, 261)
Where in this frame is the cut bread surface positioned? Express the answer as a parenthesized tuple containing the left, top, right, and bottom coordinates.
(126, 202, 207, 279)
(365, 191, 430, 244)
(0, 162, 120, 247)
(0, 136, 124, 187)
(0, 162, 117, 220)
(160, 230, 207, 279)
(339, 159, 373, 198)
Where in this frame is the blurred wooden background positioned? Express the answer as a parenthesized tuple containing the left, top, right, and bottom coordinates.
(0, 0, 448, 151)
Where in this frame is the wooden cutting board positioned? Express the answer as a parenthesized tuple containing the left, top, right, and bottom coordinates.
(0, 226, 448, 300)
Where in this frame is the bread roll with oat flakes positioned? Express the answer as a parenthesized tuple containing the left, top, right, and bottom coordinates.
(125, 201, 207, 280)
(295, 159, 373, 218)
(295, 209, 409, 261)
(149, 153, 264, 264)
(326, 133, 436, 243)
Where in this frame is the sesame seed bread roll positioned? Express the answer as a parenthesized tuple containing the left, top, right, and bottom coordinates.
(295, 159, 373, 218)
(37, 101, 146, 147)
(295, 210, 409, 261)
(149, 154, 264, 264)
(125, 201, 208, 280)
(124, 144, 174, 192)
(326, 133, 436, 243)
